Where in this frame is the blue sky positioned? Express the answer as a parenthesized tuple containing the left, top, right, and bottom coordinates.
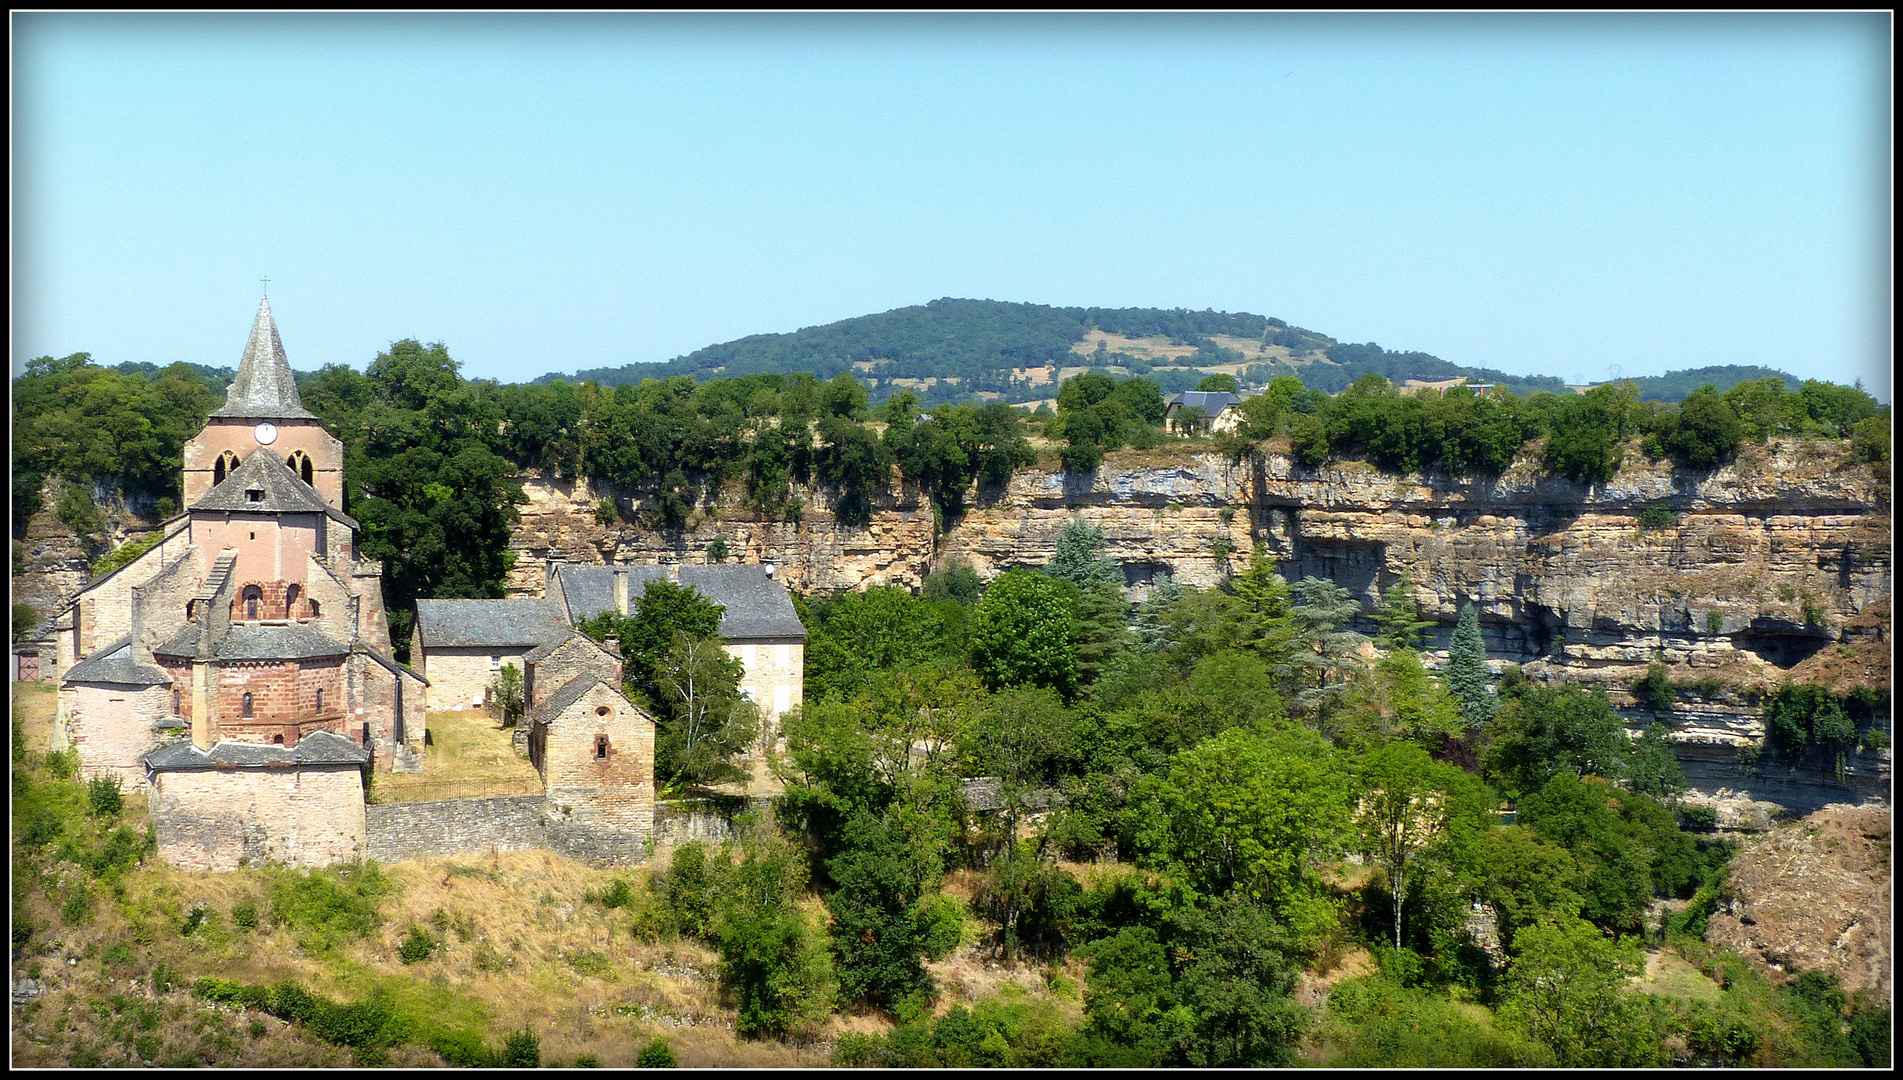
(12, 13, 1892, 399)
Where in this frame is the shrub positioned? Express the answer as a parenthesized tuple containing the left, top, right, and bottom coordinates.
(232, 901, 259, 930)
(430, 1028, 497, 1067)
(151, 961, 177, 994)
(398, 925, 438, 964)
(501, 1027, 541, 1068)
(574, 1052, 601, 1067)
(1632, 661, 1676, 713)
(1677, 805, 1719, 832)
(45, 748, 79, 780)
(1636, 502, 1678, 531)
(61, 884, 93, 926)
(595, 497, 617, 525)
(86, 775, 124, 818)
(268, 863, 390, 951)
(636, 1036, 679, 1067)
(591, 878, 635, 909)
(180, 903, 208, 936)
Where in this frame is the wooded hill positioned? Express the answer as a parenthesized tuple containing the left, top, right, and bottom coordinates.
(532, 297, 1805, 405)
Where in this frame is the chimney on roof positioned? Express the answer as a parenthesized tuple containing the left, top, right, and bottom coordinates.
(613, 567, 629, 616)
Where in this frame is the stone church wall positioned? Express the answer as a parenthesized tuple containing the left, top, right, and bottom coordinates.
(150, 765, 366, 871)
(56, 682, 171, 789)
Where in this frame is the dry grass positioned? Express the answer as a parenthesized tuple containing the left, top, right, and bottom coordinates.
(375, 709, 541, 801)
(1632, 949, 1724, 1004)
(12, 680, 58, 756)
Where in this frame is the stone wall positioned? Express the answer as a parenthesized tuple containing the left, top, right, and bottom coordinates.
(653, 796, 773, 847)
(151, 764, 366, 871)
(419, 647, 527, 712)
(729, 640, 803, 725)
(56, 682, 171, 789)
(363, 794, 547, 863)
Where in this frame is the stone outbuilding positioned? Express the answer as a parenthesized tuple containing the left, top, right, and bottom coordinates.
(144, 729, 370, 872)
(528, 675, 656, 866)
(410, 599, 571, 712)
(517, 630, 624, 752)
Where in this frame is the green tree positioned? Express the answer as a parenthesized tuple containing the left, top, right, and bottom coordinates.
(1500, 915, 1656, 1066)
(1373, 648, 1466, 746)
(825, 810, 935, 1012)
(12, 602, 40, 643)
(1286, 576, 1369, 725)
(576, 578, 724, 708)
(1661, 385, 1743, 470)
(1046, 519, 1123, 591)
(1371, 575, 1434, 651)
(968, 569, 1081, 696)
(1353, 742, 1490, 952)
(489, 664, 525, 728)
(1626, 722, 1688, 801)
(636, 1037, 679, 1067)
(1544, 387, 1625, 485)
(715, 832, 835, 1039)
(1473, 826, 1586, 952)
(963, 686, 1071, 960)
(1229, 547, 1300, 675)
(653, 631, 761, 788)
(1444, 602, 1496, 728)
(1139, 727, 1348, 947)
(1195, 373, 1240, 393)
(1482, 685, 1628, 797)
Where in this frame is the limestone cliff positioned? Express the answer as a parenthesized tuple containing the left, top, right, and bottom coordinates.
(509, 438, 1889, 686)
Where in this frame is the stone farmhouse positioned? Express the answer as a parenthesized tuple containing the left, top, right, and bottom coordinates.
(47, 298, 429, 870)
(412, 561, 807, 730)
(1164, 389, 1257, 434)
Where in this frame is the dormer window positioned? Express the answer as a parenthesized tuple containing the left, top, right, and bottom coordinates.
(245, 488, 265, 504)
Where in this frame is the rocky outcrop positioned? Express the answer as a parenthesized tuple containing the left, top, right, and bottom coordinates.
(1706, 804, 1892, 1003)
(11, 479, 167, 626)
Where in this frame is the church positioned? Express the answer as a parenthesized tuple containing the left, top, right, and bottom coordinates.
(49, 298, 429, 870)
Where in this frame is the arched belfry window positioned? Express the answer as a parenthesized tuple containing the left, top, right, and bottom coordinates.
(287, 583, 302, 616)
(243, 585, 263, 620)
(214, 450, 242, 486)
(242, 692, 254, 718)
(287, 450, 312, 485)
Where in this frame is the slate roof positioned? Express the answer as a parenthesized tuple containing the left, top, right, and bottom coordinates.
(155, 622, 350, 661)
(522, 630, 600, 664)
(553, 564, 807, 640)
(1165, 391, 1241, 415)
(415, 599, 571, 649)
(63, 636, 172, 687)
(529, 673, 604, 726)
(190, 449, 357, 528)
(145, 729, 370, 771)
(210, 297, 317, 419)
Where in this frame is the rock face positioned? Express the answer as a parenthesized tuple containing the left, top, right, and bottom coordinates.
(11, 478, 168, 627)
(1705, 804, 1892, 1004)
(509, 438, 1889, 682)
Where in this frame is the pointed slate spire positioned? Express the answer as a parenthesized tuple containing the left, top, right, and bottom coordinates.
(210, 297, 315, 419)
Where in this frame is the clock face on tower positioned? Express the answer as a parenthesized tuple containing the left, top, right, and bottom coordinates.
(254, 422, 278, 445)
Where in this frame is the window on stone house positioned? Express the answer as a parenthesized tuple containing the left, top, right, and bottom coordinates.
(310, 599, 320, 617)
(214, 451, 240, 485)
(173, 689, 181, 714)
(362, 723, 371, 746)
(245, 488, 265, 504)
(273, 733, 284, 745)
(287, 583, 301, 615)
(491, 655, 502, 670)
(242, 692, 253, 718)
(244, 586, 262, 619)
(595, 735, 610, 760)
(316, 688, 324, 713)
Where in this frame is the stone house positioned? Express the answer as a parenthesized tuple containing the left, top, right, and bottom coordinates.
(528, 675, 657, 866)
(409, 599, 572, 712)
(514, 630, 624, 752)
(546, 562, 807, 727)
(1163, 389, 1260, 435)
(43, 297, 426, 869)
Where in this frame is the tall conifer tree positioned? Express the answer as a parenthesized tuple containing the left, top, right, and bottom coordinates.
(1447, 601, 1497, 728)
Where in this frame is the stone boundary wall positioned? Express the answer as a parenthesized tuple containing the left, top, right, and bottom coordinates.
(363, 793, 774, 864)
(363, 795, 547, 863)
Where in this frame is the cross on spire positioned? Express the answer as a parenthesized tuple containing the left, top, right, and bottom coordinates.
(261, 276, 270, 296)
